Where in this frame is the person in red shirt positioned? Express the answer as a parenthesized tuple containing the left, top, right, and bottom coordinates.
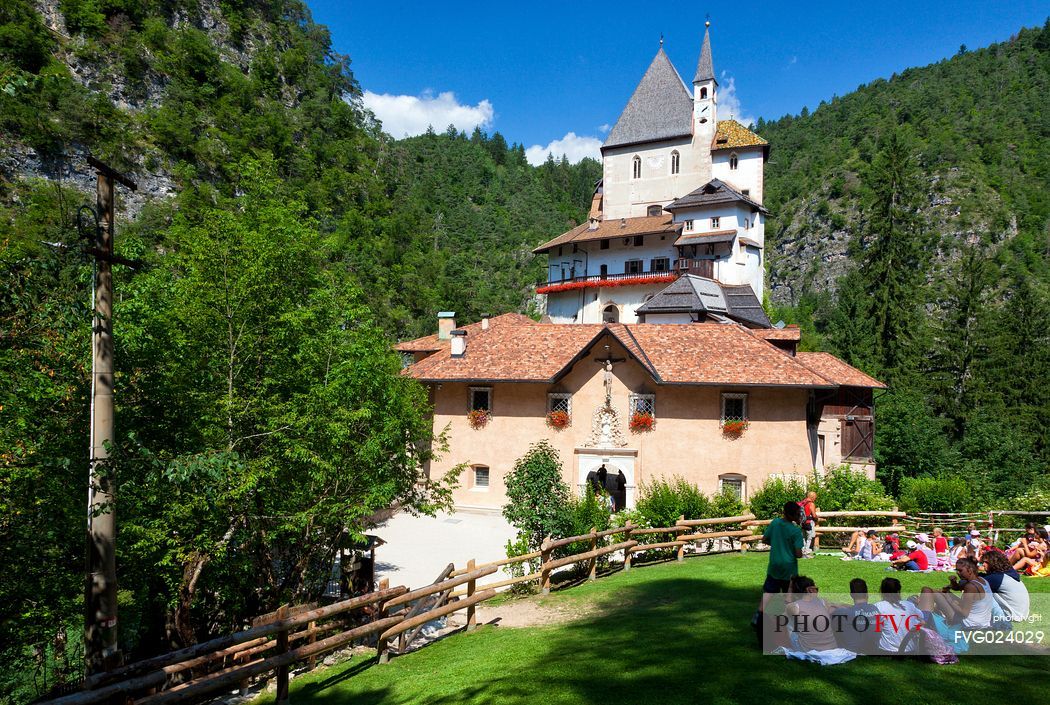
(892, 540, 929, 571)
(933, 527, 949, 556)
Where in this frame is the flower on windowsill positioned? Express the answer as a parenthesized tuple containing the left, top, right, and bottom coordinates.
(546, 410, 571, 430)
(722, 418, 749, 438)
(629, 411, 655, 432)
(468, 408, 490, 429)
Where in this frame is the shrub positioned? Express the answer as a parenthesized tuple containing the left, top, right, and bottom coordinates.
(636, 476, 712, 528)
(502, 441, 572, 550)
(748, 476, 810, 520)
(898, 475, 972, 513)
(816, 465, 896, 512)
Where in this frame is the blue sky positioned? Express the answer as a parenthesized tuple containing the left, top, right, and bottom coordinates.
(306, 1, 1048, 164)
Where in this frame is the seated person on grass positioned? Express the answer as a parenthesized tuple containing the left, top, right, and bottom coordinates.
(830, 578, 879, 653)
(842, 529, 865, 558)
(928, 557, 994, 629)
(784, 576, 839, 652)
(873, 577, 924, 654)
(980, 550, 1030, 621)
(1014, 547, 1050, 577)
(891, 540, 929, 571)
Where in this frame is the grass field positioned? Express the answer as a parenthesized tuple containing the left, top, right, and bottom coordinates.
(257, 553, 1049, 705)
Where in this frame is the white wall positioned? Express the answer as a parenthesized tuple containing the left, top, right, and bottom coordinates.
(711, 147, 765, 204)
(642, 312, 694, 324)
(602, 137, 709, 220)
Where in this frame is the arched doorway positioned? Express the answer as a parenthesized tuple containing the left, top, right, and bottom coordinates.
(602, 304, 619, 323)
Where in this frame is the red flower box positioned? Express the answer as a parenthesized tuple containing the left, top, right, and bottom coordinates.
(468, 409, 490, 429)
(722, 419, 749, 438)
(536, 274, 677, 295)
(629, 411, 655, 433)
(546, 410, 571, 430)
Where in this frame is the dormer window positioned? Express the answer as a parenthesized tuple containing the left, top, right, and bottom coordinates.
(729, 153, 739, 170)
(711, 216, 720, 229)
(647, 204, 662, 217)
(670, 150, 680, 174)
(684, 219, 694, 231)
(632, 156, 641, 179)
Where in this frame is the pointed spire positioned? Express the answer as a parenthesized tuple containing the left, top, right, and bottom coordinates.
(694, 21, 716, 84)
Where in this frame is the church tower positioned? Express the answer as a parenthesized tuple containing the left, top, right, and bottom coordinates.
(692, 23, 717, 147)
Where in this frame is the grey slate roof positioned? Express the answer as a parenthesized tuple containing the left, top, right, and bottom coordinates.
(665, 178, 769, 214)
(635, 275, 771, 329)
(694, 27, 716, 84)
(603, 48, 694, 150)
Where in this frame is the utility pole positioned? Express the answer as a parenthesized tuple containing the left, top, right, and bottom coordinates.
(84, 155, 136, 675)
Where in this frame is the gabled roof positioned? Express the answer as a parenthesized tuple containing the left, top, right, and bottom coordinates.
(603, 48, 694, 151)
(403, 318, 838, 388)
(754, 327, 802, 342)
(665, 178, 769, 214)
(394, 313, 536, 353)
(533, 215, 682, 254)
(674, 229, 738, 247)
(795, 352, 888, 389)
(635, 275, 729, 317)
(694, 26, 716, 84)
(712, 119, 768, 152)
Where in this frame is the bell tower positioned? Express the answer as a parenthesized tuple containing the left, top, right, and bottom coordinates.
(692, 22, 717, 147)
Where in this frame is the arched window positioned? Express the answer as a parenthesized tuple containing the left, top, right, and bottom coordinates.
(647, 204, 662, 216)
(632, 155, 641, 179)
(729, 153, 739, 170)
(670, 150, 680, 174)
(603, 304, 619, 323)
(699, 87, 708, 99)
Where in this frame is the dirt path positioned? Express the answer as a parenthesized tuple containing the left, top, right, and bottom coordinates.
(472, 595, 600, 628)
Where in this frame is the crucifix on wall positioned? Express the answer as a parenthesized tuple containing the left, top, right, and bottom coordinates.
(594, 344, 625, 409)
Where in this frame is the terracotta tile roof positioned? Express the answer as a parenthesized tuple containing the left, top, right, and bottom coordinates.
(795, 352, 887, 389)
(625, 324, 830, 387)
(712, 119, 768, 151)
(404, 320, 836, 388)
(753, 327, 801, 342)
(394, 313, 536, 353)
(533, 215, 682, 254)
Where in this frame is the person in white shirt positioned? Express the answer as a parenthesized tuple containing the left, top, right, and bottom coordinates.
(981, 550, 1031, 622)
(873, 577, 924, 654)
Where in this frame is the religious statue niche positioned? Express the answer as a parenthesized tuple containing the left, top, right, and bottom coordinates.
(585, 351, 627, 448)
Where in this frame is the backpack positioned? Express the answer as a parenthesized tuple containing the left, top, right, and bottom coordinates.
(797, 500, 815, 530)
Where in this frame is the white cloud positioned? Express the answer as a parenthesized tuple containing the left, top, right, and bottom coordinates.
(525, 132, 603, 166)
(362, 90, 494, 138)
(598, 123, 611, 133)
(717, 74, 756, 128)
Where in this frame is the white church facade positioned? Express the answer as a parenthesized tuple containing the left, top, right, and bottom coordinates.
(535, 25, 770, 325)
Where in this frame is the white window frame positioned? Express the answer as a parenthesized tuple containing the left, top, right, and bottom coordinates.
(548, 392, 572, 415)
(721, 392, 748, 424)
(718, 473, 746, 500)
(684, 219, 694, 231)
(711, 216, 721, 230)
(629, 393, 655, 418)
(729, 153, 739, 170)
(670, 150, 680, 174)
(472, 465, 490, 491)
(632, 155, 641, 179)
(469, 386, 492, 413)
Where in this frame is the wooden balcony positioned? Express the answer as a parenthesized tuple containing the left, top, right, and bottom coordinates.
(674, 259, 714, 278)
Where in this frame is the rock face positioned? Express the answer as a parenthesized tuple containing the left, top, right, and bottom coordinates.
(766, 165, 1012, 305)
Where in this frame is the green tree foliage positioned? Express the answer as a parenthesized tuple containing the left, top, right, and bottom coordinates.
(898, 475, 973, 513)
(635, 476, 712, 527)
(502, 441, 572, 550)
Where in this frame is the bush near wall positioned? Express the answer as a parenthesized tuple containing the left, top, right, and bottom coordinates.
(897, 475, 973, 513)
(747, 466, 895, 520)
(635, 476, 712, 528)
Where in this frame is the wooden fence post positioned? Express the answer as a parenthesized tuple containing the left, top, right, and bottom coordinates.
(377, 578, 391, 664)
(588, 527, 598, 581)
(623, 521, 633, 572)
(540, 536, 552, 595)
(466, 559, 477, 632)
(676, 515, 686, 562)
(306, 619, 317, 671)
(274, 605, 290, 705)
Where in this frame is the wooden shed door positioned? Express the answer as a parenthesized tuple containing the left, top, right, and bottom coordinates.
(841, 418, 873, 460)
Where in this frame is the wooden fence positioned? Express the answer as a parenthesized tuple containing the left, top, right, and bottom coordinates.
(37, 510, 914, 705)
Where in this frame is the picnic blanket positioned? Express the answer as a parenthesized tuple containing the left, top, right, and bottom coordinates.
(772, 646, 858, 666)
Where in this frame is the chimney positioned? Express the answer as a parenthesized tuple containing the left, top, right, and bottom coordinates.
(450, 329, 467, 358)
(588, 217, 599, 231)
(480, 314, 490, 331)
(437, 311, 456, 340)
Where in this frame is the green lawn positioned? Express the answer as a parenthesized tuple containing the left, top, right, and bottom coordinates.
(259, 554, 1049, 705)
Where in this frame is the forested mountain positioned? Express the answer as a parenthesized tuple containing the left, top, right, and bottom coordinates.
(1, 1, 1048, 700)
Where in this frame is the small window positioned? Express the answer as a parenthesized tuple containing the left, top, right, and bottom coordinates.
(600, 239, 610, 250)
(470, 387, 492, 413)
(684, 219, 694, 231)
(548, 393, 571, 415)
(647, 204, 662, 217)
(711, 216, 720, 230)
(473, 465, 490, 489)
(632, 156, 641, 179)
(742, 189, 750, 196)
(670, 150, 680, 174)
(721, 393, 747, 423)
(719, 474, 745, 501)
(633, 235, 644, 247)
(651, 257, 669, 272)
(629, 393, 655, 418)
(625, 259, 643, 274)
(602, 305, 619, 323)
(729, 153, 739, 170)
